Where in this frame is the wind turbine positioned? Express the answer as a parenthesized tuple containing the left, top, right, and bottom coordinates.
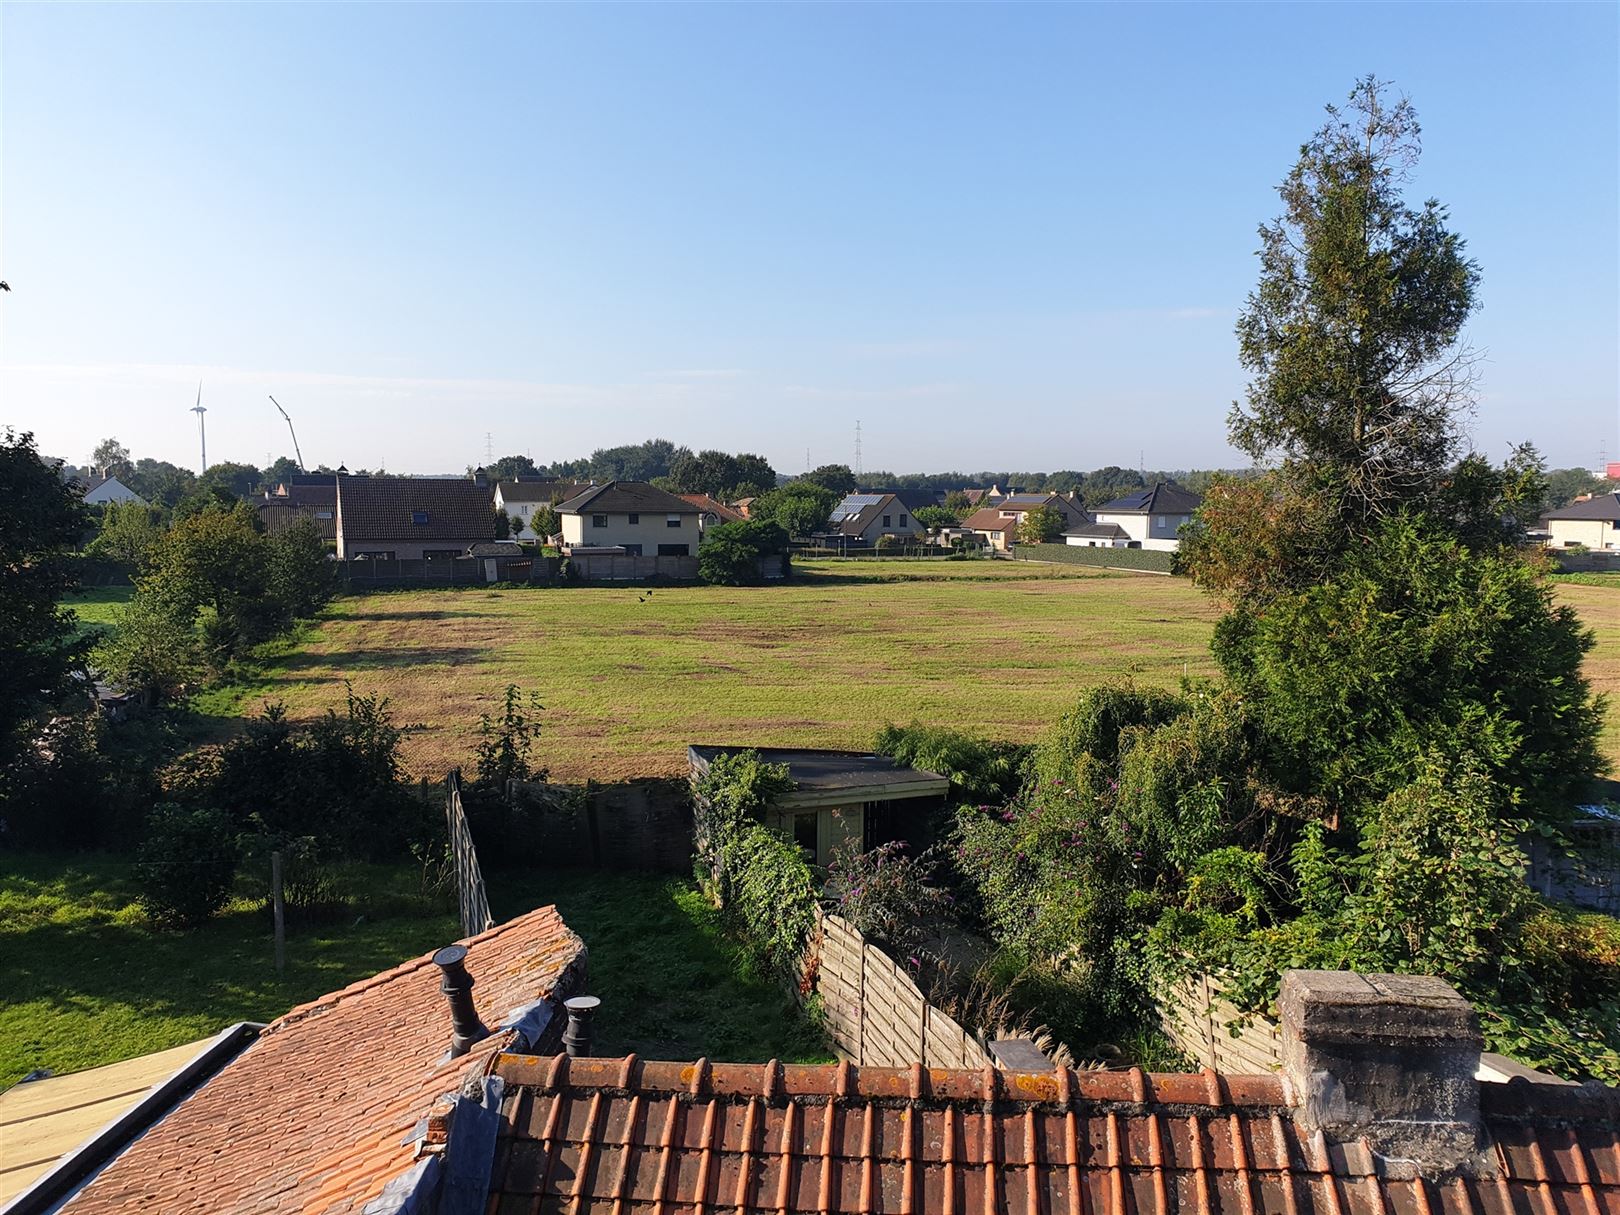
(268, 395, 305, 471)
(191, 381, 208, 472)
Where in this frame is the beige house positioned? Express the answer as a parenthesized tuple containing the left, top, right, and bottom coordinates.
(959, 493, 1087, 551)
(688, 745, 949, 868)
(826, 493, 923, 545)
(1087, 482, 1202, 551)
(555, 482, 703, 556)
(1541, 493, 1620, 550)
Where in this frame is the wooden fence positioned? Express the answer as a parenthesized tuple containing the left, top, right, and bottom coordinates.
(446, 769, 494, 936)
(1157, 972, 1284, 1073)
(506, 778, 693, 872)
(813, 913, 995, 1070)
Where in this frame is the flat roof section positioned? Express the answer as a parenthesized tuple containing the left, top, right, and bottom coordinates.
(688, 745, 949, 808)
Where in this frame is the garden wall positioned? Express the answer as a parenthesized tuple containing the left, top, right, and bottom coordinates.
(1012, 543, 1176, 573)
(339, 555, 560, 588)
(812, 912, 994, 1070)
(507, 778, 693, 872)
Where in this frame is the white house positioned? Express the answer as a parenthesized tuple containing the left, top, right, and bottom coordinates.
(82, 475, 147, 507)
(555, 481, 703, 556)
(494, 480, 588, 538)
(1540, 493, 1620, 551)
(1079, 482, 1202, 551)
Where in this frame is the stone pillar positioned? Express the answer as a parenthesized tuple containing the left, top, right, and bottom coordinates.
(1279, 970, 1485, 1178)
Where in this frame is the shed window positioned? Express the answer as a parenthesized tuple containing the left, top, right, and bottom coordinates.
(792, 813, 817, 857)
(592, 514, 608, 528)
(411, 511, 429, 525)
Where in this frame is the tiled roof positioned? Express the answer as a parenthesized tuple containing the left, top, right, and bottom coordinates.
(556, 481, 700, 516)
(61, 906, 586, 1215)
(336, 476, 497, 544)
(1543, 492, 1620, 522)
(257, 500, 337, 541)
(960, 506, 1018, 534)
(1094, 482, 1203, 516)
(497, 480, 589, 504)
(680, 494, 746, 523)
(1065, 522, 1130, 540)
(484, 1055, 1620, 1215)
(279, 482, 337, 508)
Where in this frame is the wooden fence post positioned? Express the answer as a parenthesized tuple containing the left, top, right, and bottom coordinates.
(271, 851, 286, 975)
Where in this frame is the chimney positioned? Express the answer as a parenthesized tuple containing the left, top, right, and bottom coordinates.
(563, 995, 600, 1058)
(1280, 970, 1484, 1178)
(433, 944, 489, 1057)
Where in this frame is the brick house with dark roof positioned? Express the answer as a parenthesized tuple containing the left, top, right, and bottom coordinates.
(334, 475, 497, 560)
(961, 494, 1088, 551)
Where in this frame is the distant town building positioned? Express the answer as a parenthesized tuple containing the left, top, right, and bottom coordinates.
(554, 481, 702, 556)
(80, 474, 146, 507)
(1078, 482, 1202, 551)
(334, 475, 495, 559)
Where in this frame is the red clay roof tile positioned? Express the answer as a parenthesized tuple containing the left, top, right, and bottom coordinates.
(60, 906, 585, 1215)
(484, 1055, 1620, 1215)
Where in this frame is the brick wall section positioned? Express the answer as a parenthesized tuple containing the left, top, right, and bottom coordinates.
(813, 913, 993, 1070)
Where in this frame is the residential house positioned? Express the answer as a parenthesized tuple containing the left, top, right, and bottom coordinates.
(731, 496, 756, 518)
(825, 493, 922, 545)
(555, 481, 703, 556)
(334, 475, 496, 559)
(31, 907, 585, 1215)
(1085, 481, 1203, 551)
(959, 492, 1088, 552)
(1541, 493, 1620, 551)
(689, 745, 949, 867)
(258, 475, 338, 543)
(679, 493, 746, 531)
(80, 475, 146, 507)
(494, 479, 589, 538)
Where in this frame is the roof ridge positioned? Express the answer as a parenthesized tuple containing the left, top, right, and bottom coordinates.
(266, 904, 563, 1034)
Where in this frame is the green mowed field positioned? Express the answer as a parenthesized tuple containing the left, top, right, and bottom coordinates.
(201, 560, 1620, 783)
(62, 585, 132, 634)
(213, 561, 1226, 782)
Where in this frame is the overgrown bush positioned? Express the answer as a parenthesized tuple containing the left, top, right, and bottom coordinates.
(135, 803, 239, 928)
(698, 519, 788, 586)
(873, 723, 1027, 804)
(691, 750, 816, 984)
(823, 838, 953, 951)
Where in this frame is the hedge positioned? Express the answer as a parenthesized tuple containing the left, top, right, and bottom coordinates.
(1012, 543, 1176, 573)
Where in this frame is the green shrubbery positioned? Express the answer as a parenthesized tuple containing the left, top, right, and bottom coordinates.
(135, 803, 240, 928)
(692, 750, 817, 985)
(873, 723, 1028, 803)
(698, 520, 789, 586)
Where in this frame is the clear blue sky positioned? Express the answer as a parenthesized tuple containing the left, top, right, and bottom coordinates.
(1, 2, 1615, 477)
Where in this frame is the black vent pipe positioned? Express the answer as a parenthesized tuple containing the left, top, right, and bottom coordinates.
(433, 944, 490, 1057)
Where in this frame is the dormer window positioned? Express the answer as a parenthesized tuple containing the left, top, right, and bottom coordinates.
(411, 511, 429, 525)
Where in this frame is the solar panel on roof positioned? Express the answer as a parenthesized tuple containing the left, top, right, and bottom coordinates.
(829, 494, 883, 523)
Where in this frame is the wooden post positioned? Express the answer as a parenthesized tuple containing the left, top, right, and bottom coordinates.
(271, 851, 286, 975)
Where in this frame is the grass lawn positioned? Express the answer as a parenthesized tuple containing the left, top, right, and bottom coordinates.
(1, 853, 827, 1086)
(61, 586, 132, 635)
(198, 558, 1620, 782)
(488, 869, 831, 1064)
(205, 560, 1227, 782)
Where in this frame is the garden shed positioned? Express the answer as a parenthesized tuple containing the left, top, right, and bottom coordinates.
(687, 745, 950, 867)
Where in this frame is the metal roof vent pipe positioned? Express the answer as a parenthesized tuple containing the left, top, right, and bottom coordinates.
(563, 995, 601, 1058)
(433, 945, 490, 1057)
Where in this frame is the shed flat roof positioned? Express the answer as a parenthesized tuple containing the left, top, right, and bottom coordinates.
(687, 745, 949, 807)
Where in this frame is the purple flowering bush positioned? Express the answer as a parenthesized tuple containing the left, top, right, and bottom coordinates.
(823, 839, 953, 950)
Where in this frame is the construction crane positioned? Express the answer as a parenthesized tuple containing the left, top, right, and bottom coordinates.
(268, 395, 305, 472)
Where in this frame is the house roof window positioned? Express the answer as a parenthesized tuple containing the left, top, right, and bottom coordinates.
(411, 511, 429, 525)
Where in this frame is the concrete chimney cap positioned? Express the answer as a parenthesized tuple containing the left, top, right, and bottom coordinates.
(1280, 970, 1481, 1045)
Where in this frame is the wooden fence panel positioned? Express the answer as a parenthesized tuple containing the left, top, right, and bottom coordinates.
(446, 769, 494, 937)
(810, 913, 996, 1070)
(1158, 972, 1282, 1073)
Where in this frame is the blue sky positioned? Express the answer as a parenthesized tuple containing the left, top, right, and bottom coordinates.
(1, 2, 1615, 476)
